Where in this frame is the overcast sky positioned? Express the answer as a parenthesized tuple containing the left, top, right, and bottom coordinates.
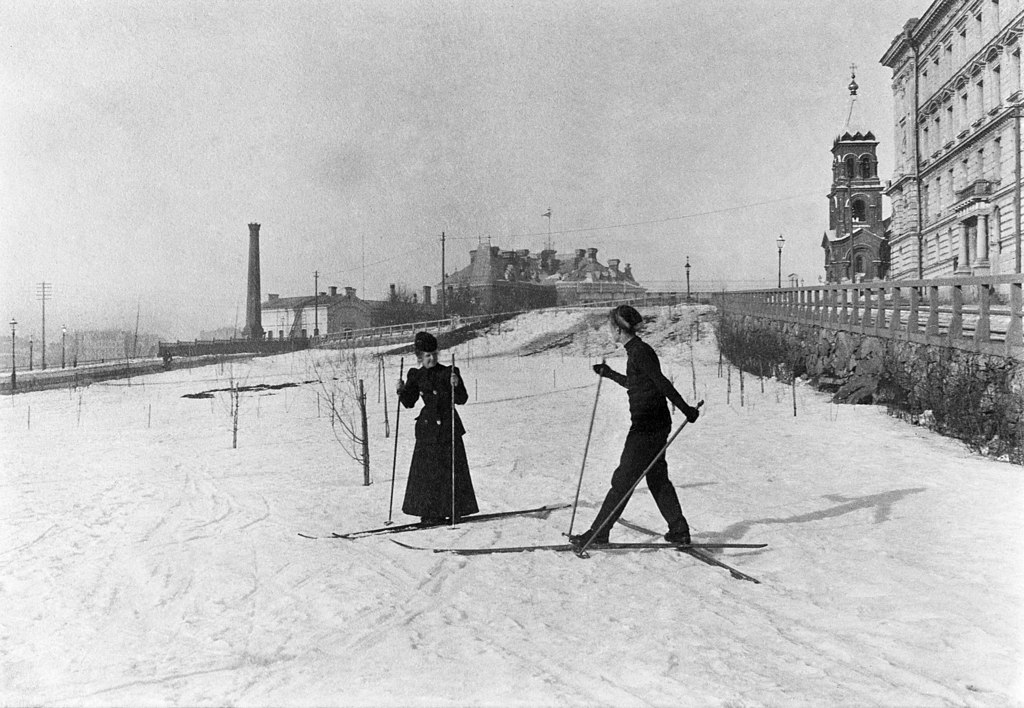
(1, 0, 927, 339)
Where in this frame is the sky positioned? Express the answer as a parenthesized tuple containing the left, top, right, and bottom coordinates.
(1, 0, 930, 339)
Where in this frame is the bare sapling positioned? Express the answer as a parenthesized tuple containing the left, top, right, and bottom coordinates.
(310, 350, 370, 476)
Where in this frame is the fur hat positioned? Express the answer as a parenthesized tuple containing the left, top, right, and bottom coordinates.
(609, 305, 643, 334)
(413, 331, 438, 353)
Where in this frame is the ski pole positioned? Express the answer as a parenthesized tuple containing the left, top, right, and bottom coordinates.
(450, 352, 457, 528)
(386, 357, 405, 525)
(566, 358, 605, 537)
(575, 400, 704, 558)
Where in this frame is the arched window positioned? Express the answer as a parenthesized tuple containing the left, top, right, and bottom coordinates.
(855, 254, 866, 274)
(859, 155, 873, 178)
(852, 199, 867, 221)
(844, 155, 855, 179)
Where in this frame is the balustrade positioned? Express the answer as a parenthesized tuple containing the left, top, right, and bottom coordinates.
(713, 274, 1023, 359)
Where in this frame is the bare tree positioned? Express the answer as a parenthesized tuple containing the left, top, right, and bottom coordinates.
(310, 350, 369, 470)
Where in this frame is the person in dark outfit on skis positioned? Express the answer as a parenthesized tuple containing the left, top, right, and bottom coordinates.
(396, 331, 479, 524)
(570, 305, 700, 547)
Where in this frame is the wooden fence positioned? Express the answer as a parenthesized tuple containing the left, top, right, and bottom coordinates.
(714, 274, 1023, 359)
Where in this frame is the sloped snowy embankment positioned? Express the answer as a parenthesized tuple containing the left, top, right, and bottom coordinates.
(1, 304, 1021, 706)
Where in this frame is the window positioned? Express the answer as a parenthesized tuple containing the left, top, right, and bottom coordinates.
(946, 105, 954, 140)
(977, 79, 985, 118)
(935, 175, 942, 214)
(960, 93, 969, 131)
(1012, 50, 1021, 95)
(992, 65, 1001, 107)
(923, 125, 930, 155)
(852, 199, 867, 221)
(855, 255, 865, 274)
(844, 155, 855, 178)
(945, 45, 953, 78)
(977, 147, 985, 181)
(949, 167, 955, 202)
(993, 137, 1002, 180)
(859, 155, 872, 178)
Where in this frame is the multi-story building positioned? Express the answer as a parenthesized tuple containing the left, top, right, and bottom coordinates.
(822, 72, 891, 283)
(440, 244, 644, 314)
(881, 0, 1023, 279)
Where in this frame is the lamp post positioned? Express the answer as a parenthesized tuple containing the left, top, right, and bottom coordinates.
(61, 325, 67, 369)
(9, 318, 16, 392)
(29, 335, 33, 371)
(776, 235, 786, 289)
(685, 257, 691, 301)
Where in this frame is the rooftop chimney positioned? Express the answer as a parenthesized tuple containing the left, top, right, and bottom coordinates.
(242, 223, 264, 340)
(345, 287, 357, 298)
(329, 286, 338, 296)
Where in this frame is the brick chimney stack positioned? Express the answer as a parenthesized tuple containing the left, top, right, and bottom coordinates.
(242, 223, 264, 340)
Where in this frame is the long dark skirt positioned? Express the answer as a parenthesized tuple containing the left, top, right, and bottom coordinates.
(402, 436, 479, 519)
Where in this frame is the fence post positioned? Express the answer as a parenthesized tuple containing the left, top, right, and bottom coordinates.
(874, 284, 887, 333)
(973, 282, 992, 346)
(861, 287, 873, 334)
(949, 284, 964, 342)
(906, 286, 919, 337)
(1006, 281, 1023, 355)
(840, 287, 849, 325)
(850, 287, 860, 326)
(889, 285, 902, 335)
(926, 285, 940, 339)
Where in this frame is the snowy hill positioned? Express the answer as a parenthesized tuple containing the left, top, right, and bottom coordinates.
(2, 303, 1022, 706)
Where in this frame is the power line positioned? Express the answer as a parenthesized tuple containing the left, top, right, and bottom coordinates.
(507, 191, 820, 240)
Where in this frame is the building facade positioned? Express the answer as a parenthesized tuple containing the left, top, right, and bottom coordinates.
(823, 73, 891, 282)
(881, 0, 1023, 279)
(441, 244, 644, 314)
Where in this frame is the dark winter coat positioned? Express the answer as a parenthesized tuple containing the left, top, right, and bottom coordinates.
(602, 336, 688, 431)
(398, 363, 478, 518)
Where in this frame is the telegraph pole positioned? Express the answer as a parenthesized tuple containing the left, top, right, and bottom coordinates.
(36, 282, 51, 369)
(440, 231, 447, 319)
(313, 270, 319, 338)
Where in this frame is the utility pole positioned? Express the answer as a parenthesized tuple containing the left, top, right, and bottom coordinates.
(36, 282, 51, 369)
(440, 231, 447, 320)
(543, 208, 552, 251)
(313, 270, 319, 338)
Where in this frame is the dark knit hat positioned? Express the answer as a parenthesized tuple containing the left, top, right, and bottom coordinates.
(414, 331, 438, 353)
(609, 305, 643, 334)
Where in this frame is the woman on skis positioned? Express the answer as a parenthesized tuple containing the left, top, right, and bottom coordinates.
(396, 331, 478, 524)
(570, 305, 700, 547)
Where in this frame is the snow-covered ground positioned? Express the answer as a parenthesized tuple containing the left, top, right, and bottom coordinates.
(2, 304, 1022, 707)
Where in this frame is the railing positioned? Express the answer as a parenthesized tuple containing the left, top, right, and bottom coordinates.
(714, 274, 1023, 359)
(955, 179, 993, 202)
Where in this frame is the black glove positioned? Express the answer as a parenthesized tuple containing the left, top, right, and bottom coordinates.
(592, 363, 611, 377)
(682, 403, 700, 424)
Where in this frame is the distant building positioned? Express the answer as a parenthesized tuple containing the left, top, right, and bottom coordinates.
(441, 244, 644, 313)
(260, 285, 437, 339)
(881, 1, 1023, 279)
(822, 71, 891, 283)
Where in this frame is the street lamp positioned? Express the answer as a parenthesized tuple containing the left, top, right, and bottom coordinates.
(685, 257, 691, 301)
(9, 318, 16, 392)
(61, 325, 67, 369)
(776, 235, 786, 289)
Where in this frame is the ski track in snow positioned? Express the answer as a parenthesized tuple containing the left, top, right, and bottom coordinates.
(1, 304, 1022, 706)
